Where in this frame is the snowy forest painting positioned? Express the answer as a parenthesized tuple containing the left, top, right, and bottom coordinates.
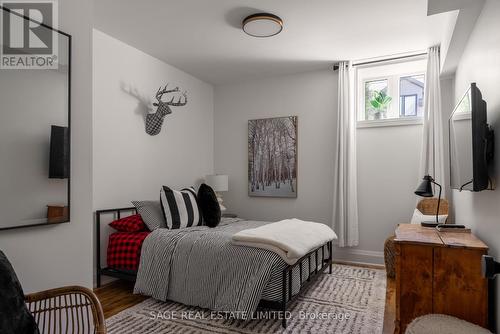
(248, 116, 297, 197)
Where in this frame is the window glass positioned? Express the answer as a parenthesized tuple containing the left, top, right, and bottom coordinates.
(399, 75, 425, 117)
(364, 79, 390, 120)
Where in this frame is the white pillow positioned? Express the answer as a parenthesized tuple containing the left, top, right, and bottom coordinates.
(410, 209, 448, 224)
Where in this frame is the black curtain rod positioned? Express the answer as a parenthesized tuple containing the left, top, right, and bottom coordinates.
(333, 52, 428, 71)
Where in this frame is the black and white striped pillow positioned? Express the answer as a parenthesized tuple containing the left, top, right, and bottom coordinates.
(160, 186, 202, 229)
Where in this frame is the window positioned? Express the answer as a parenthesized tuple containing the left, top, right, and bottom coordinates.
(356, 58, 427, 126)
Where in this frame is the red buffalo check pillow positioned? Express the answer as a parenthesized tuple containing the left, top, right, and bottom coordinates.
(109, 214, 147, 232)
(107, 232, 149, 270)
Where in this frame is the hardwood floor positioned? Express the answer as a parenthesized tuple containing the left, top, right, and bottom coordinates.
(384, 277, 396, 334)
(94, 280, 148, 319)
(94, 275, 396, 334)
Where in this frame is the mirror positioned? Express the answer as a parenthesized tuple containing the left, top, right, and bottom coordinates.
(449, 87, 473, 190)
(0, 7, 70, 230)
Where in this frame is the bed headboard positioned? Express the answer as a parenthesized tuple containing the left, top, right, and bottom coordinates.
(95, 207, 137, 286)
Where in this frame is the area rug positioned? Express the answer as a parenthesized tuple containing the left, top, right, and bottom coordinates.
(106, 264, 386, 334)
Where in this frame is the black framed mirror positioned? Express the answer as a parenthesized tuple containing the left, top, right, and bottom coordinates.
(0, 6, 71, 230)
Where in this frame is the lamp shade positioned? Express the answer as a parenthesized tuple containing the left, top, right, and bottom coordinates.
(414, 175, 434, 197)
(205, 174, 228, 192)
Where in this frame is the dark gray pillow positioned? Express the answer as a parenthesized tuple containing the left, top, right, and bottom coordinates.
(132, 200, 166, 230)
(0, 251, 39, 334)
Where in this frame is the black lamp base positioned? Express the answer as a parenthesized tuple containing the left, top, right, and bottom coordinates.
(420, 221, 439, 228)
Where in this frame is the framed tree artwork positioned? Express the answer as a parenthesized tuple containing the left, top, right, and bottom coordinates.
(248, 116, 298, 198)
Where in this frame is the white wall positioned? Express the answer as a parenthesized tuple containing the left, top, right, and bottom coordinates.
(93, 30, 214, 273)
(93, 29, 214, 208)
(214, 70, 337, 226)
(0, 0, 94, 292)
(451, 0, 500, 328)
(341, 124, 423, 264)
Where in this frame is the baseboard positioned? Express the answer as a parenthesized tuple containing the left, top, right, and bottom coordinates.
(333, 260, 385, 270)
(333, 247, 385, 265)
(339, 249, 384, 258)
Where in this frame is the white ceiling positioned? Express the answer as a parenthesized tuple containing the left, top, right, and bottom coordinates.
(94, 0, 454, 85)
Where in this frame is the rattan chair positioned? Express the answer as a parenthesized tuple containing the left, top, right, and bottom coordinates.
(25, 285, 106, 334)
(384, 198, 449, 278)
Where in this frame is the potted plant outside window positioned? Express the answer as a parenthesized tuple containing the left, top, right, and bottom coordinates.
(369, 90, 392, 119)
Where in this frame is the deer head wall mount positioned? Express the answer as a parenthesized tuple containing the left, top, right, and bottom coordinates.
(145, 84, 188, 136)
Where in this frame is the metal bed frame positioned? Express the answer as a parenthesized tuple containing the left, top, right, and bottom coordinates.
(96, 207, 138, 288)
(95, 207, 333, 328)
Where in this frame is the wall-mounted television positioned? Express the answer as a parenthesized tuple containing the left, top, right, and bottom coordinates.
(449, 83, 494, 191)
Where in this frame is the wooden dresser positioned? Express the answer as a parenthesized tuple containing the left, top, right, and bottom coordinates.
(394, 224, 488, 333)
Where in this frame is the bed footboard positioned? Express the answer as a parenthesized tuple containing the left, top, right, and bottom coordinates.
(258, 240, 333, 328)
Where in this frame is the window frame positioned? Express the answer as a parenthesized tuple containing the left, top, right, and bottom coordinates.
(355, 59, 427, 128)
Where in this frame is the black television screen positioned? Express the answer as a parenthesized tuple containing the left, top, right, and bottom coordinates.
(449, 83, 493, 191)
(49, 125, 70, 179)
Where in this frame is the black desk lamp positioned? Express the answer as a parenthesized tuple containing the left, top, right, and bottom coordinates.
(414, 175, 442, 225)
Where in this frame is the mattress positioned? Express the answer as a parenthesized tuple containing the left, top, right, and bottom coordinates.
(107, 231, 150, 271)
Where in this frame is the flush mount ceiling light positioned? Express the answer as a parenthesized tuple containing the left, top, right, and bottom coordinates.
(242, 13, 283, 37)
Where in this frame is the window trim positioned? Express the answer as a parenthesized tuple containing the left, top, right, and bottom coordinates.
(357, 116, 423, 129)
(356, 65, 426, 125)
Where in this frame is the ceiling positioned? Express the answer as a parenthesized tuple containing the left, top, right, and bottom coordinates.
(94, 0, 454, 85)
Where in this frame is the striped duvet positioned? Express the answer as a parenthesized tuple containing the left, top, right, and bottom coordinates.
(134, 218, 326, 314)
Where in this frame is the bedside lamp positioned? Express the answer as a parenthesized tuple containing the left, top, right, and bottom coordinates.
(205, 174, 228, 212)
(414, 174, 442, 225)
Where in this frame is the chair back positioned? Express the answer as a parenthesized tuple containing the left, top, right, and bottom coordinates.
(417, 198, 449, 215)
(25, 286, 106, 334)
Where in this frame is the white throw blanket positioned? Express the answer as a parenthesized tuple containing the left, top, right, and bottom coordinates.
(232, 218, 338, 264)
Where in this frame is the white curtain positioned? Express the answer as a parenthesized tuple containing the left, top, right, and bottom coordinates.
(419, 46, 446, 194)
(333, 61, 359, 247)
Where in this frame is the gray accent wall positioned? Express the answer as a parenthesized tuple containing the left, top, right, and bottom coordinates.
(214, 70, 337, 227)
(214, 69, 445, 265)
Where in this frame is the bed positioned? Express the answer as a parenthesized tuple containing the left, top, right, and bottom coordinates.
(96, 207, 333, 327)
